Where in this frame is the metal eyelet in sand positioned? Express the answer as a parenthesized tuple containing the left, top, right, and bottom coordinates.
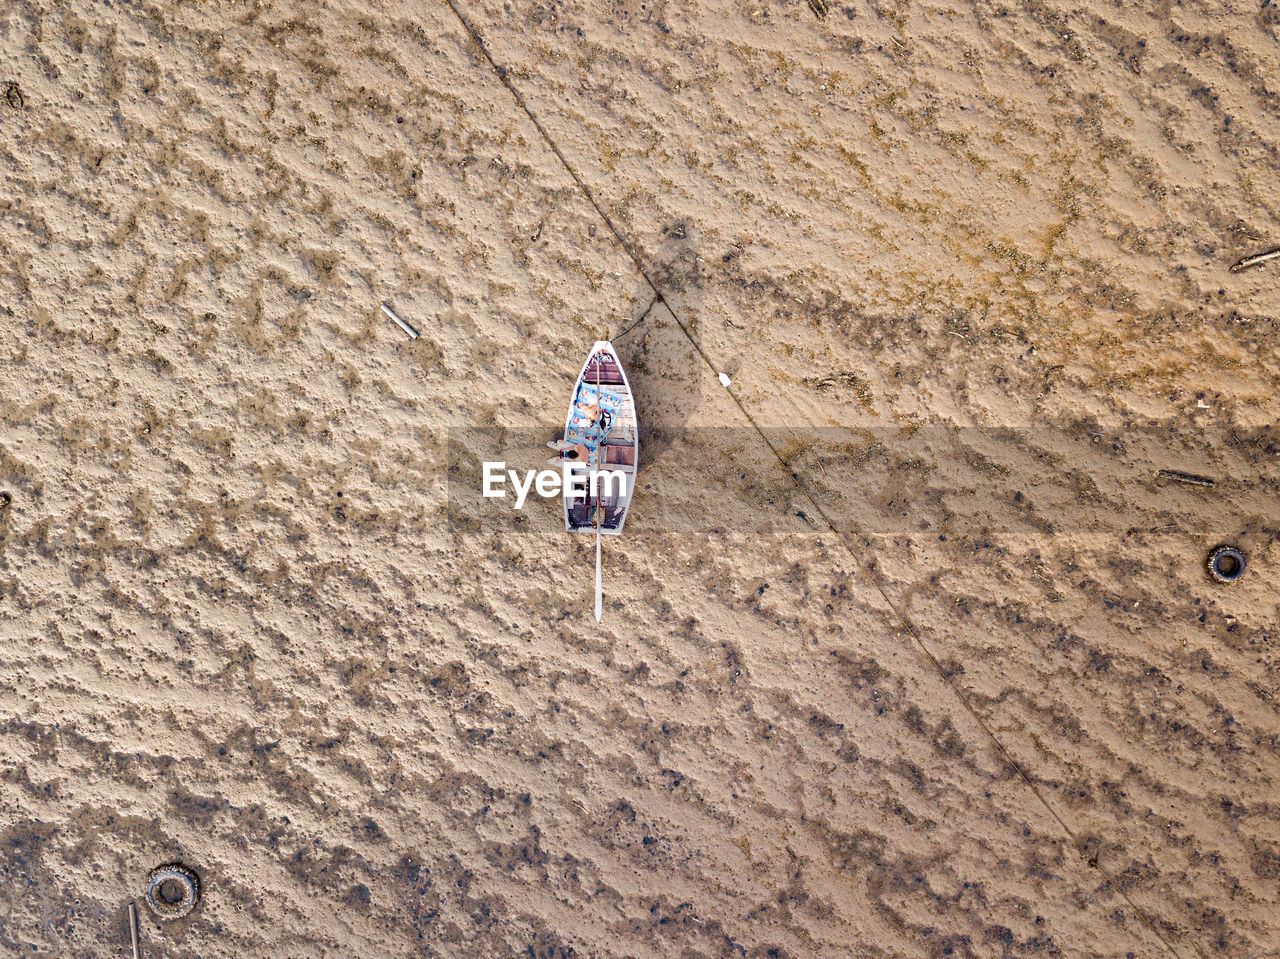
(145, 864, 200, 919)
(1207, 546, 1246, 583)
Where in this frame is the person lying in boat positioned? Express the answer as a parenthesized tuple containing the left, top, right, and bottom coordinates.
(572, 385, 619, 435)
(568, 401, 609, 435)
(546, 440, 592, 466)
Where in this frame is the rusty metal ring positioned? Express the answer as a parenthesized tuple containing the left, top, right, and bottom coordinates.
(145, 864, 200, 919)
(1207, 546, 1246, 583)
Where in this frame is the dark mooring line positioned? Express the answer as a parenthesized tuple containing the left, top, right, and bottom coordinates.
(436, 4, 1194, 956)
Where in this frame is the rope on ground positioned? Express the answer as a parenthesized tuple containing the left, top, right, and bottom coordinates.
(436, 4, 1196, 956)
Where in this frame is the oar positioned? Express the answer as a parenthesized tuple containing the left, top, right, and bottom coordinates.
(594, 503, 603, 622)
(593, 351, 603, 622)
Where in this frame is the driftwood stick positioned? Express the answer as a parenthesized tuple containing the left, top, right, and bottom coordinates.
(1157, 469, 1216, 487)
(1229, 248, 1280, 273)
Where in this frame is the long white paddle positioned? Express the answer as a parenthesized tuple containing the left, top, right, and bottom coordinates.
(594, 507, 603, 622)
(593, 353, 604, 622)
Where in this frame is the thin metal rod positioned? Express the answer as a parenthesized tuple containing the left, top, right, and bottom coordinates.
(381, 303, 420, 339)
(128, 902, 140, 959)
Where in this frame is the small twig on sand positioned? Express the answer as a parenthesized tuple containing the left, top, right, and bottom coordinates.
(1157, 469, 1216, 487)
(1229, 248, 1280, 273)
(381, 303, 419, 339)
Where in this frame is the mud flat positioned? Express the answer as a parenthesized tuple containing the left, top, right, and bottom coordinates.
(0, 1, 1277, 957)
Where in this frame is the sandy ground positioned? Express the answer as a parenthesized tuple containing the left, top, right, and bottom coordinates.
(1, 0, 1279, 957)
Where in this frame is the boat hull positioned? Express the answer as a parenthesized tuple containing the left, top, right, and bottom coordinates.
(561, 341, 638, 535)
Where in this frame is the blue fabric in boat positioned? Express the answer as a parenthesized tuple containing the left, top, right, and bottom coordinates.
(565, 382, 623, 452)
(576, 384, 623, 412)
